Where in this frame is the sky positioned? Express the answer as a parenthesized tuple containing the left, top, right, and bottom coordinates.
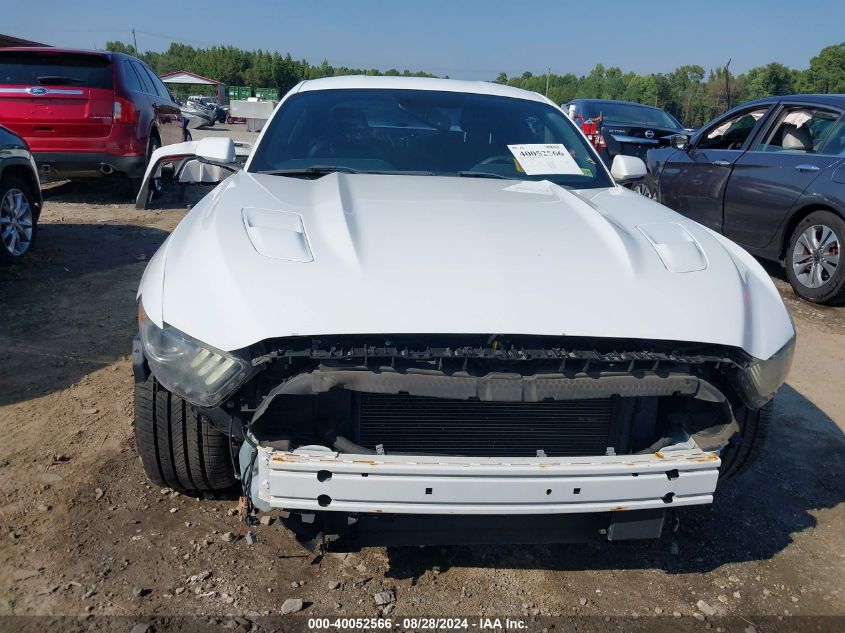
(6, 0, 845, 80)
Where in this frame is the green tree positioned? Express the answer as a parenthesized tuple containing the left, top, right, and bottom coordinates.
(741, 62, 796, 101)
(798, 43, 845, 93)
(103, 40, 842, 125)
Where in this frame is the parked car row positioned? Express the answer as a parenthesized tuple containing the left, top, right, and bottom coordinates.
(1, 45, 842, 308)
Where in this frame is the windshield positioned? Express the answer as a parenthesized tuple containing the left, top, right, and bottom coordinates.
(0, 51, 113, 89)
(248, 88, 613, 189)
(583, 102, 681, 129)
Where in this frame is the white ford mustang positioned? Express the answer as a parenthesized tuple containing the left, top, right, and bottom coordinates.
(134, 76, 795, 544)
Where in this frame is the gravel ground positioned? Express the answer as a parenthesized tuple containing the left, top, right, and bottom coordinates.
(0, 124, 843, 632)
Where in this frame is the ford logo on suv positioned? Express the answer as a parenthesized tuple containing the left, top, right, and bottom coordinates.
(28, 87, 48, 95)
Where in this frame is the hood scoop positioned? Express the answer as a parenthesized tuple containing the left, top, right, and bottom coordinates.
(637, 223, 707, 273)
(242, 207, 313, 262)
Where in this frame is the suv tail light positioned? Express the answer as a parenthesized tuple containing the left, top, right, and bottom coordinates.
(113, 96, 137, 124)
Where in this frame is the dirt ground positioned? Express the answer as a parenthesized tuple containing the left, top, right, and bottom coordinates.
(1, 124, 843, 632)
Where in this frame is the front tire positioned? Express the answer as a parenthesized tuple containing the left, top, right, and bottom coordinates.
(134, 376, 237, 492)
(632, 179, 654, 199)
(718, 401, 773, 480)
(0, 176, 38, 263)
(785, 210, 845, 305)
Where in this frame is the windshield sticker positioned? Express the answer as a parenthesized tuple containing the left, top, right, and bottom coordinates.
(507, 144, 583, 175)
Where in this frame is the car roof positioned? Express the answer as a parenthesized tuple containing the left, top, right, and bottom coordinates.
(738, 94, 845, 108)
(571, 98, 667, 112)
(296, 75, 551, 104)
(0, 46, 117, 59)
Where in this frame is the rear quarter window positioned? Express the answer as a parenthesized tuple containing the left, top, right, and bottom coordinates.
(122, 61, 144, 93)
(0, 51, 113, 89)
(130, 61, 153, 94)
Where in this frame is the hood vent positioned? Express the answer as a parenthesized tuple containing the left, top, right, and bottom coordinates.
(242, 207, 313, 262)
(637, 223, 707, 273)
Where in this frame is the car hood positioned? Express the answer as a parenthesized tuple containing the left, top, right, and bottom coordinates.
(140, 171, 794, 359)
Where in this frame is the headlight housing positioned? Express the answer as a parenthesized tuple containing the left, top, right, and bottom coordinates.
(737, 335, 796, 408)
(138, 303, 253, 407)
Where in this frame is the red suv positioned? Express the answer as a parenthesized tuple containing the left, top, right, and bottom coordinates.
(0, 48, 184, 183)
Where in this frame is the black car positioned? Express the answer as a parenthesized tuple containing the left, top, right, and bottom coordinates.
(563, 98, 686, 192)
(646, 94, 845, 305)
(0, 124, 41, 262)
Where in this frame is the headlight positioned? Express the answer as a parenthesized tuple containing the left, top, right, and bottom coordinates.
(737, 335, 796, 407)
(138, 303, 253, 407)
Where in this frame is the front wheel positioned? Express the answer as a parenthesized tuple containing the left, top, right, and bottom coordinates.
(785, 210, 845, 305)
(134, 375, 237, 492)
(0, 176, 38, 263)
(632, 180, 654, 199)
(718, 401, 773, 481)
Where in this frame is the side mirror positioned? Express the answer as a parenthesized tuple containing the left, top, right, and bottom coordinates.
(610, 155, 647, 182)
(195, 137, 236, 163)
(670, 134, 690, 150)
(135, 137, 250, 209)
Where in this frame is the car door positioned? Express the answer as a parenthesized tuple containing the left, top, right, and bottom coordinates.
(722, 103, 844, 251)
(658, 105, 773, 232)
(139, 64, 182, 146)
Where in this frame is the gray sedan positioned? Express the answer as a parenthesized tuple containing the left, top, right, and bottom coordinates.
(646, 94, 845, 305)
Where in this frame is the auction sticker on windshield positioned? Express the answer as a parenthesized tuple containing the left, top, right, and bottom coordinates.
(507, 144, 582, 175)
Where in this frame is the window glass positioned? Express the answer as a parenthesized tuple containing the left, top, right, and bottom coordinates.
(697, 108, 769, 150)
(248, 89, 614, 189)
(130, 61, 152, 94)
(817, 119, 845, 156)
(757, 107, 841, 154)
(139, 66, 162, 97)
(144, 66, 172, 100)
(0, 50, 112, 88)
(582, 101, 681, 128)
(122, 61, 143, 92)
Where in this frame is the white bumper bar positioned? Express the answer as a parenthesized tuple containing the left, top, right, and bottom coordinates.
(255, 444, 720, 515)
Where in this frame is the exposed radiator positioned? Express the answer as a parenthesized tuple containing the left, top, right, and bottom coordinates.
(355, 394, 614, 457)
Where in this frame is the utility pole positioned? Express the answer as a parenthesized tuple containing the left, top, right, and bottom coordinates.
(545, 67, 551, 97)
(724, 58, 732, 110)
(132, 28, 138, 54)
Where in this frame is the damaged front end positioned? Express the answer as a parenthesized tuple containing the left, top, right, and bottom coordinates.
(168, 333, 788, 544)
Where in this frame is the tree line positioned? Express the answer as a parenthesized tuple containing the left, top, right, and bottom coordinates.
(106, 40, 845, 128)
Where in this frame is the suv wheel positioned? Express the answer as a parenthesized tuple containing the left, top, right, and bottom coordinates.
(785, 210, 845, 305)
(0, 176, 37, 262)
(133, 135, 164, 204)
(134, 375, 237, 492)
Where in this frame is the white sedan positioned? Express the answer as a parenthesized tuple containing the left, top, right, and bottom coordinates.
(133, 76, 794, 544)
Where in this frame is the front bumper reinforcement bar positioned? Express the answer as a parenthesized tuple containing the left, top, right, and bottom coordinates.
(255, 443, 720, 515)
